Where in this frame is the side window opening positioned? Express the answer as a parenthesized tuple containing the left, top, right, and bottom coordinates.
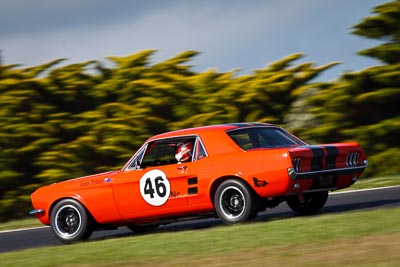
(137, 137, 197, 168)
(193, 138, 207, 161)
(143, 142, 177, 165)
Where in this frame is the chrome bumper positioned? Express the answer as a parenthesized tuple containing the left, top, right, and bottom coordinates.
(288, 160, 368, 180)
(29, 209, 44, 216)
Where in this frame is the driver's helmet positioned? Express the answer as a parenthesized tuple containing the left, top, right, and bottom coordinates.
(175, 142, 193, 162)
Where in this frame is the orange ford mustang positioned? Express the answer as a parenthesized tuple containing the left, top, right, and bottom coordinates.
(30, 123, 367, 243)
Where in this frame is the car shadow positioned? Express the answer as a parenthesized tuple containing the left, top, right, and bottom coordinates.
(89, 196, 400, 242)
(322, 198, 400, 214)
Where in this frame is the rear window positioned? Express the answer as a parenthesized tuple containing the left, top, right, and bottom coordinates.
(227, 127, 305, 150)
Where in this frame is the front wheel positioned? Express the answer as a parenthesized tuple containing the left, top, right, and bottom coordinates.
(286, 191, 329, 215)
(214, 179, 258, 224)
(50, 199, 93, 244)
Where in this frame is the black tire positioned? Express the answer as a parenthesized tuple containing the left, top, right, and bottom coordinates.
(50, 199, 93, 244)
(286, 191, 329, 215)
(214, 179, 258, 224)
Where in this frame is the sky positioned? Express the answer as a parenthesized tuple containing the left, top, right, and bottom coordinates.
(0, 0, 389, 81)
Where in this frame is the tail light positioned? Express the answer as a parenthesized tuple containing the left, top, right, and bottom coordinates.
(346, 152, 360, 167)
(292, 158, 301, 172)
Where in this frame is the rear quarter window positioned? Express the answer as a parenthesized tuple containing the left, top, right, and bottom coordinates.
(227, 127, 305, 150)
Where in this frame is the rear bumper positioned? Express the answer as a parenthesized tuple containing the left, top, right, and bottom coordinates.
(288, 160, 368, 180)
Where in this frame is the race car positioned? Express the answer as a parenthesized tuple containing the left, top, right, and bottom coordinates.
(29, 123, 367, 243)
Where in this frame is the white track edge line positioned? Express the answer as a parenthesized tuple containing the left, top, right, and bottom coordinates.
(330, 185, 400, 195)
(1, 185, 399, 234)
(0, 225, 49, 234)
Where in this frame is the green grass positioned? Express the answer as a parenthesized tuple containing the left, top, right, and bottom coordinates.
(2, 208, 400, 266)
(345, 174, 400, 190)
(0, 217, 44, 231)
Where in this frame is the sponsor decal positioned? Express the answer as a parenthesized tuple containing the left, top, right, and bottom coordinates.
(253, 177, 268, 187)
(80, 179, 108, 187)
(169, 190, 181, 199)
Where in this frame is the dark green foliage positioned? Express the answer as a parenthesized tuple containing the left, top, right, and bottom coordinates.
(0, 50, 331, 221)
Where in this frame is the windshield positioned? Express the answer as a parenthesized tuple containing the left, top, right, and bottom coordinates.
(227, 127, 305, 150)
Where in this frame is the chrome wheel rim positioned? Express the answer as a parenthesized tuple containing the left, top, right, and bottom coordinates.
(219, 186, 245, 219)
(54, 204, 82, 238)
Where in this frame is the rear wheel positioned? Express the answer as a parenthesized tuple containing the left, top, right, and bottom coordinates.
(50, 199, 93, 243)
(286, 191, 329, 215)
(214, 179, 258, 224)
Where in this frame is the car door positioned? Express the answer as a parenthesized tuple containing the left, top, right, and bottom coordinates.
(178, 137, 213, 209)
(111, 137, 197, 221)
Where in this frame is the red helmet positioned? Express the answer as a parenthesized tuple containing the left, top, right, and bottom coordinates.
(175, 142, 193, 162)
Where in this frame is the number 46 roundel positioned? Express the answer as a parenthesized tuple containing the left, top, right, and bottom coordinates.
(139, 169, 171, 206)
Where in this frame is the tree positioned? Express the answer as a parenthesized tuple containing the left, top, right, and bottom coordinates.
(0, 49, 335, 221)
(295, 0, 400, 177)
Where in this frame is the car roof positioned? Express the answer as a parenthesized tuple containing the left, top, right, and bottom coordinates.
(141, 123, 280, 157)
(148, 122, 275, 141)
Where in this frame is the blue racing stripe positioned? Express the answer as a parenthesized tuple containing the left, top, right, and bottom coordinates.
(325, 146, 339, 169)
(308, 146, 324, 171)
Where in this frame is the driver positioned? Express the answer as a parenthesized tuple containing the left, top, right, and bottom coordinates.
(175, 142, 193, 163)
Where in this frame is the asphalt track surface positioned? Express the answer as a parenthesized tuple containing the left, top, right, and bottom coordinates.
(1, 186, 399, 253)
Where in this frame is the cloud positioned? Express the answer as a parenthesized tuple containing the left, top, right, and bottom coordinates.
(0, 0, 171, 38)
(0, 0, 386, 80)
(3, 0, 318, 64)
